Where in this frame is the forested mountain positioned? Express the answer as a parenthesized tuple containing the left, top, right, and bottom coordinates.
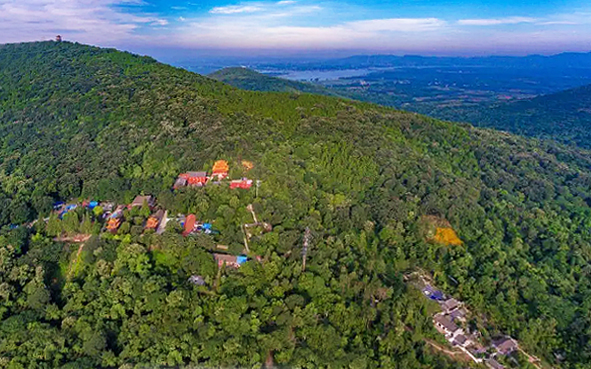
(2, 41, 591, 368)
(209, 67, 337, 96)
(427, 84, 591, 149)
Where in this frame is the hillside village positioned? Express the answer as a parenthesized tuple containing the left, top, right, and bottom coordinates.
(42, 159, 547, 369)
(48, 160, 262, 272)
(25, 157, 549, 369)
(413, 274, 544, 369)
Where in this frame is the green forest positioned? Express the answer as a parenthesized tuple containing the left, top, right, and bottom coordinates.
(211, 66, 591, 151)
(426, 84, 591, 149)
(1, 41, 591, 368)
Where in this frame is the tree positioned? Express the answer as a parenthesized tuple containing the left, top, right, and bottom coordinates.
(46, 213, 62, 237)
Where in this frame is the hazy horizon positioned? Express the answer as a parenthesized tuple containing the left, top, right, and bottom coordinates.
(1, 0, 590, 61)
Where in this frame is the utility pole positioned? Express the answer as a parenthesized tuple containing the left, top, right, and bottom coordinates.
(302, 227, 311, 272)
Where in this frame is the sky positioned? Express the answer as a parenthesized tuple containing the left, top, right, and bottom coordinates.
(1, 0, 590, 60)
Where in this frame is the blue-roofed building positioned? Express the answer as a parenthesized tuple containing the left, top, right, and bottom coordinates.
(237, 255, 248, 265)
(422, 285, 445, 301)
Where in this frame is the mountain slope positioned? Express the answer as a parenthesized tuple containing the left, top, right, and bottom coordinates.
(209, 66, 338, 95)
(430, 84, 591, 148)
(1, 42, 591, 368)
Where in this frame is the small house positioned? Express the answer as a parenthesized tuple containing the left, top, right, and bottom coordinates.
(493, 337, 518, 356)
(188, 275, 206, 286)
(106, 218, 121, 232)
(440, 298, 461, 314)
(174, 177, 187, 189)
(130, 195, 154, 209)
(230, 178, 253, 189)
(450, 307, 468, 322)
(182, 214, 196, 236)
(146, 210, 164, 229)
(422, 285, 445, 301)
(213, 254, 247, 268)
(433, 314, 462, 339)
(242, 161, 254, 170)
(212, 160, 229, 180)
(452, 334, 472, 348)
(179, 171, 208, 186)
(101, 202, 114, 212)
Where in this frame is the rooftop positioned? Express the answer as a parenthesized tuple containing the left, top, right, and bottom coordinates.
(131, 195, 154, 207)
(493, 337, 518, 354)
(186, 171, 208, 177)
(434, 314, 460, 333)
(441, 298, 460, 311)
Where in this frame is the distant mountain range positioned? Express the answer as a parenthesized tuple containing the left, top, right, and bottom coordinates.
(258, 51, 591, 70)
(209, 67, 338, 96)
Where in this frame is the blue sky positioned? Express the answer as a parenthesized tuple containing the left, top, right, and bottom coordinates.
(1, 0, 590, 58)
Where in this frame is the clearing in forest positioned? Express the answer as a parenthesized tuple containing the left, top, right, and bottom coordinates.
(422, 216, 463, 246)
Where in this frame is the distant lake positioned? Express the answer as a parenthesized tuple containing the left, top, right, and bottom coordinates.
(259, 69, 377, 81)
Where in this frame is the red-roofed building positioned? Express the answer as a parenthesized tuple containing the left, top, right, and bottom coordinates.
(230, 178, 253, 189)
(183, 214, 196, 236)
(179, 172, 208, 186)
(212, 160, 229, 180)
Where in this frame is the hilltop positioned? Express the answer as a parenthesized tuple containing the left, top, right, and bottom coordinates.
(430, 84, 591, 148)
(1, 41, 591, 368)
(209, 66, 338, 96)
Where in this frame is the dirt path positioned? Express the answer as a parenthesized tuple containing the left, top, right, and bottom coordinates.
(424, 339, 475, 364)
(519, 348, 543, 369)
(55, 234, 91, 243)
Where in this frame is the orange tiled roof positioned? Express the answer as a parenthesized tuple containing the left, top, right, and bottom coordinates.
(107, 218, 121, 230)
(146, 217, 159, 229)
(212, 160, 229, 173)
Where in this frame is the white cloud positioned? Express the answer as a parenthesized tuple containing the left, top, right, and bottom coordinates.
(277, 0, 296, 4)
(537, 21, 578, 25)
(210, 5, 263, 14)
(0, 0, 168, 44)
(349, 18, 446, 32)
(458, 17, 537, 26)
(177, 15, 448, 50)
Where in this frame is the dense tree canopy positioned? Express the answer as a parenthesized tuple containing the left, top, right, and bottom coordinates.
(0, 41, 591, 368)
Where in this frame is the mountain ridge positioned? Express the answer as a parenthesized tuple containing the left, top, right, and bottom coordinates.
(208, 66, 339, 96)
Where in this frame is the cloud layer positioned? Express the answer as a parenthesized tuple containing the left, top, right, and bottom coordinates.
(0, 0, 166, 44)
(1, 0, 590, 55)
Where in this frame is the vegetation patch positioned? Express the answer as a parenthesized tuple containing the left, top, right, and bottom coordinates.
(432, 227, 463, 246)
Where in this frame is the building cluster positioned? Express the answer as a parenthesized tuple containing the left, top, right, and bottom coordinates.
(54, 200, 105, 219)
(174, 160, 253, 190)
(51, 180, 261, 277)
(423, 284, 519, 369)
(103, 195, 164, 234)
